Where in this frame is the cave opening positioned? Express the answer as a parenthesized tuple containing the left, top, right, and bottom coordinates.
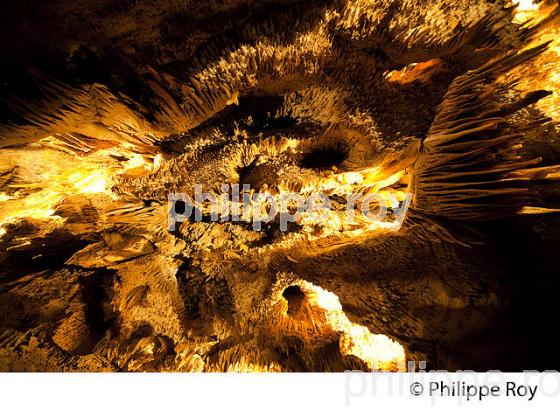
(300, 147, 348, 170)
(282, 285, 306, 317)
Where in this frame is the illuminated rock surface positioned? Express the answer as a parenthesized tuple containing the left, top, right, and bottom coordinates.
(0, 0, 559, 371)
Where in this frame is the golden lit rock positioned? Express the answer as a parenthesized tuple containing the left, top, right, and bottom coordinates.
(0, 0, 559, 372)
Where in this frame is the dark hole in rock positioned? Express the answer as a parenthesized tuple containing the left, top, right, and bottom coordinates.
(175, 200, 186, 214)
(282, 285, 305, 317)
(300, 148, 347, 170)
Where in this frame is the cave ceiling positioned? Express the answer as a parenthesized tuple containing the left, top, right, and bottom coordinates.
(1, 0, 560, 372)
